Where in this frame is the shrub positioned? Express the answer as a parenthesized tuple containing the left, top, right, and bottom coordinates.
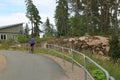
(35, 37, 54, 43)
(92, 69, 106, 80)
(18, 35, 29, 43)
(108, 34, 120, 62)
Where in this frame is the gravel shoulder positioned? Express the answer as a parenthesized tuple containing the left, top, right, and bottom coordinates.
(0, 55, 7, 72)
(44, 55, 90, 80)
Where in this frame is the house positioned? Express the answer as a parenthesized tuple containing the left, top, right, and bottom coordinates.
(0, 23, 23, 41)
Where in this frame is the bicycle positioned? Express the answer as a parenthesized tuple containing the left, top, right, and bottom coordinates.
(30, 45, 34, 53)
(29, 44, 34, 53)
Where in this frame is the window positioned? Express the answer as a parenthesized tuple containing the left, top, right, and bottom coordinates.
(1, 35, 7, 40)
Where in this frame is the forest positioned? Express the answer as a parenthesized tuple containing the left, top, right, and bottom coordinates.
(25, 0, 120, 37)
(53, 0, 120, 37)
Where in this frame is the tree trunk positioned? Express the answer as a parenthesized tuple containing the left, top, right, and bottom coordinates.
(114, 0, 119, 34)
(86, 0, 90, 34)
(75, 0, 79, 16)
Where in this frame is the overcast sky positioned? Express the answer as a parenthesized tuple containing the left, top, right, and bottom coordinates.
(0, 0, 56, 26)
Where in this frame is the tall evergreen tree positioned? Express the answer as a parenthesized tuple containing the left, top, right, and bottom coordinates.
(55, 0, 69, 37)
(43, 18, 56, 38)
(69, 15, 86, 36)
(25, 0, 42, 37)
(24, 23, 29, 37)
(112, 0, 120, 34)
(68, 0, 82, 16)
(68, 0, 86, 36)
(55, 0, 120, 36)
(84, 0, 120, 35)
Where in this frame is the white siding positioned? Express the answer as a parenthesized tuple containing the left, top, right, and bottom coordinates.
(0, 23, 23, 41)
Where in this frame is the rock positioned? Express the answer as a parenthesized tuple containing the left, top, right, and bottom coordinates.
(47, 36, 110, 56)
(98, 51, 104, 56)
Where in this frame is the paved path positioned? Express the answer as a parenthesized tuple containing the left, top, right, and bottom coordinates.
(0, 50, 65, 80)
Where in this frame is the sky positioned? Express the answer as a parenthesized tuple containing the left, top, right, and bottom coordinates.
(0, 0, 56, 27)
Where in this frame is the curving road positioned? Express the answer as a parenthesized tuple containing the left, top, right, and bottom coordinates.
(0, 50, 66, 80)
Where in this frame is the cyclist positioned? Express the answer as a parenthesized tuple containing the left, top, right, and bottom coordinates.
(29, 38, 35, 53)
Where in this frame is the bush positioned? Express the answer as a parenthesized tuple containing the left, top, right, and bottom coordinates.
(0, 39, 15, 49)
(18, 35, 29, 43)
(92, 69, 106, 80)
(109, 34, 120, 62)
(34, 37, 54, 43)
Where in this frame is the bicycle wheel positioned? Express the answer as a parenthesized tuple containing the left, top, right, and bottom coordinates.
(31, 46, 34, 53)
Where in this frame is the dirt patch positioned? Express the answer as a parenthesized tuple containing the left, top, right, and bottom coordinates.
(0, 55, 7, 72)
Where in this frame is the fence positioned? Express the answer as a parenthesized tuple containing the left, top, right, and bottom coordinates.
(46, 44, 115, 80)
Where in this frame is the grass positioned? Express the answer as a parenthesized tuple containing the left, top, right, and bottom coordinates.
(35, 47, 120, 80)
(92, 57, 120, 80)
(82, 50, 120, 80)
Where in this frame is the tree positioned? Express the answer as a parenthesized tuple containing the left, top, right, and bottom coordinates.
(112, 0, 120, 34)
(43, 18, 56, 38)
(24, 23, 29, 37)
(68, 0, 86, 36)
(68, 0, 82, 16)
(69, 15, 86, 36)
(25, 0, 42, 37)
(55, 0, 120, 36)
(55, 0, 69, 37)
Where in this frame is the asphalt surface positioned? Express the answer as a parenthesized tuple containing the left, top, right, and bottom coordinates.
(0, 50, 65, 80)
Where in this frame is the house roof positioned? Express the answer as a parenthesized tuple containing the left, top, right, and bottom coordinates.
(0, 23, 23, 30)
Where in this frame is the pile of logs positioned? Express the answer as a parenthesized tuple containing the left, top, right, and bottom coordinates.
(47, 36, 110, 56)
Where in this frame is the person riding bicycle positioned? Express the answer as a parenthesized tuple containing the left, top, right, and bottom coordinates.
(29, 38, 35, 53)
